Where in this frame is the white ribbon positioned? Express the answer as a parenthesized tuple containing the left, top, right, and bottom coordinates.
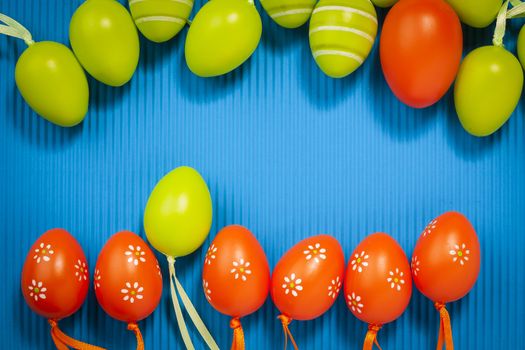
(167, 256, 219, 350)
(0, 13, 34, 46)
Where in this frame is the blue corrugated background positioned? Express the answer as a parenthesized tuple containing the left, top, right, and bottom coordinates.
(1, 0, 524, 349)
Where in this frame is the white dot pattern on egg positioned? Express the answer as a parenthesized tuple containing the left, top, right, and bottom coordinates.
(309, 0, 378, 78)
(129, 0, 194, 43)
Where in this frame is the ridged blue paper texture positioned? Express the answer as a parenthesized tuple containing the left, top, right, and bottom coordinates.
(0, 0, 524, 349)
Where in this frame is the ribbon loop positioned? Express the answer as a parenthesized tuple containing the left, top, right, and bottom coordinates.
(127, 323, 144, 350)
(48, 319, 106, 350)
(167, 255, 219, 350)
(434, 302, 454, 350)
(230, 317, 245, 350)
(277, 315, 298, 350)
(363, 324, 383, 350)
(0, 13, 34, 45)
(493, 1, 510, 46)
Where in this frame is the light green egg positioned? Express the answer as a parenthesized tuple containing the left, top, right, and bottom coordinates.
(15, 41, 89, 127)
(454, 46, 523, 137)
(260, 0, 317, 28)
(129, 0, 193, 42)
(69, 0, 140, 86)
(446, 0, 501, 28)
(370, 0, 397, 7)
(185, 0, 262, 77)
(309, 0, 378, 78)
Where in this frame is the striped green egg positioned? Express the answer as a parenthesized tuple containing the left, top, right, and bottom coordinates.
(309, 0, 377, 78)
(260, 0, 317, 28)
(128, 0, 193, 43)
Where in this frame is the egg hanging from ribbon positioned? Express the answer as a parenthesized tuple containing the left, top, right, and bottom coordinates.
(309, 0, 378, 78)
(128, 0, 193, 42)
(344, 232, 412, 350)
(69, 0, 140, 86)
(271, 234, 345, 348)
(21, 228, 104, 349)
(185, 0, 262, 77)
(202, 225, 270, 349)
(95, 231, 163, 349)
(0, 13, 89, 127)
(411, 212, 480, 350)
(260, 0, 316, 28)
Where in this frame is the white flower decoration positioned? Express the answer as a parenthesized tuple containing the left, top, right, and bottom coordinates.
(303, 243, 327, 263)
(423, 219, 438, 237)
(74, 259, 88, 282)
(33, 242, 54, 263)
(411, 256, 420, 276)
(230, 258, 252, 281)
(347, 292, 363, 314)
(282, 273, 303, 297)
(205, 244, 217, 265)
(94, 269, 101, 289)
(28, 280, 47, 301)
(121, 282, 144, 304)
(155, 263, 162, 277)
(125, 245, 146, 266)
(449, 243, 470, 265)
(328, 276, 341, 299)
(203, 279, 212, 301)
(387, 268, 405, 291)
(350, 251, 369, 273)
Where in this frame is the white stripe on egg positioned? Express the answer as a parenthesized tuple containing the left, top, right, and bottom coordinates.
(309, 26, 375, 43)
(135, 16, 187, 24)
(312, 6, 377, 24)
(270, 8, 314, 19)
(312, 49, 364, 64)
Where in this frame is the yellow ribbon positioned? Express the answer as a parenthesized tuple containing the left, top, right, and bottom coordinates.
(0, 13, 34, 46)
(167, 256, 219, 350)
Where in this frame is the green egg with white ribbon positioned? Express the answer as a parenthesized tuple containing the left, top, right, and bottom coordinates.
(260, 0, 317, 28)
(129, 0, 193, 43)
(309, 0, 378, 78)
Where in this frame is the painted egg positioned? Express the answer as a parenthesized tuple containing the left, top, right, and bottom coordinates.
(185, 0, 262, 77)
(21, 228, 89, 320)
(15, 41, 89, 127)
(371, 0, 398, 7)
(445, 0, 501, 28)
(260, 0, 316, 28)
(202, 225, 270, 317)
(309, 0, 378, 78)
(271, 235, 345, 320)
(94, 231, 162, 323)
(128, 0, 193, 43)
(69, 0, 140, 86)
(344, 233, 412, 325)
(454, 45, 524, 137)
(412, 212, 480, 303)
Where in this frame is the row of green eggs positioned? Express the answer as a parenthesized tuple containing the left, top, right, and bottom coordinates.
(4, 0, 503, 128)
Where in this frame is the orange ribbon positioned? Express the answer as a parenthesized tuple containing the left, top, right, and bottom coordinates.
(48, 319, 105, 350)
(230, 317, 245, 350)
(277, 315, 298, 350)
(127, 323, 145, 350)
(363, 324, 383, 350)
(434, 302, 454, 350)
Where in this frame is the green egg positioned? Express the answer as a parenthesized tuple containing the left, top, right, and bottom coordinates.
(128, 0, 193, 42)
(309, 0, 378, 78)
(446, 0, 501, 28)
(69, 0, 140, 86)
(454, 46, 523, 137)
(185, 0, 262, 77)
(517, 24, 525, 70)
(370, 0, 397, 7)
(260, 0, 317, 28)
(15, 41, 89, 127)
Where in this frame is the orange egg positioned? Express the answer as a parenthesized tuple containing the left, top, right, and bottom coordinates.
(344, 233, 412, 325)
(94, 231, 162, 323)
(21, 228, 89, 320)
(271, 234, 345, 321)
(412, 211, 480, 303)
(202, 225, 270, 318)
